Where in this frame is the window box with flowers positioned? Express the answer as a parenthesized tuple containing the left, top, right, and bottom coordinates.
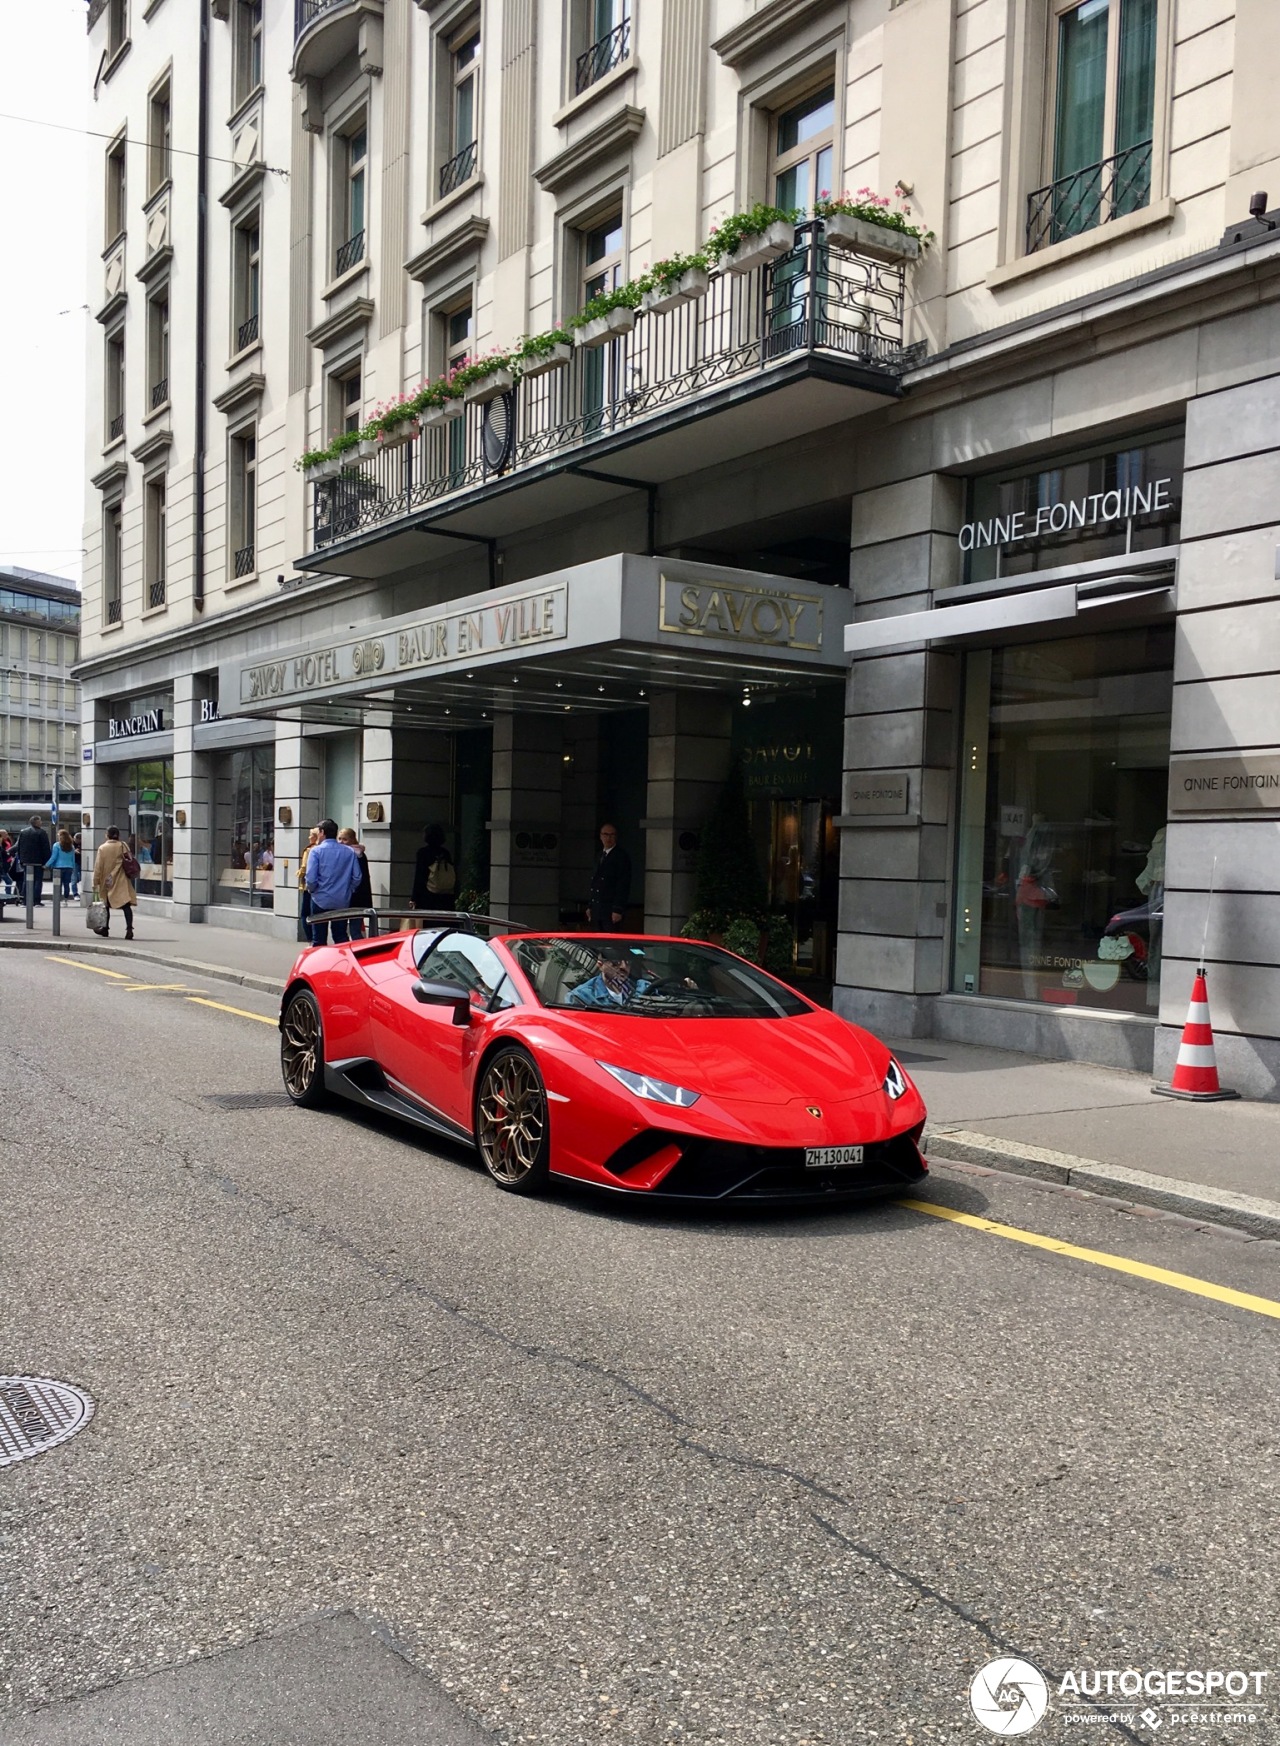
(706, 205, 798, 276)
(639, 252, 711, 315)
(514, 330, 574, 379)
(458, 357, 516, 404)
(816, 189, 931, 263)
(572, 281, 643, 349)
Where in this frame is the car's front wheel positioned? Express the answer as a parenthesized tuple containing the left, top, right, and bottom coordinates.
(474, 1046, 550, 1194)
(281, 988, 329, 1108)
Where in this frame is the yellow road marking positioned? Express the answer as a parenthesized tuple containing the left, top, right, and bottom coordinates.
(185, 996, 277, 1027)
(899, 1199, 1280, 1323)
(122, 982, 207, 993)
(49, 958, 132, 980)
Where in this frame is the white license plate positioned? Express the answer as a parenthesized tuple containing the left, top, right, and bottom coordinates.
(804, 1144, 865, 1169)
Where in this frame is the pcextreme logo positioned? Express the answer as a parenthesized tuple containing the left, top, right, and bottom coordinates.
(968, 1659, 1272, 1735)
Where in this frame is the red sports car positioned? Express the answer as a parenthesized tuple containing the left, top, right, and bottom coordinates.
(278, 922, 928, 1203)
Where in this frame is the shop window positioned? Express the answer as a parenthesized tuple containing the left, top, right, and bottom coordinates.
(144, 476, 167, 610)
(962, 428, 1183, 586)
(110, 757, 174, 896)
(954, 626, 1173, 1016)
(439, 18, 480, 198)
(233, 210, 261, 351)
(573, 0, 630, 95)
(1028, 0, 1157, 253)
(105, 131, 128, 245)
(212, 744, 275, 909)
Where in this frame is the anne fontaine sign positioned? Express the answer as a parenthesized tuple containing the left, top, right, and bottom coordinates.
(959, 477, 1176, 553)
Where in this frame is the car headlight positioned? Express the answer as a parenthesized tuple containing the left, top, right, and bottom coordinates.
(598, 1062, 700, 1108)
(883, 1057, 909, 1100)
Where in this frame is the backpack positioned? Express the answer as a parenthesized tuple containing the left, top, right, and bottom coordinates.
(122, 849, 141, 881)
(427, 856, 456, 896)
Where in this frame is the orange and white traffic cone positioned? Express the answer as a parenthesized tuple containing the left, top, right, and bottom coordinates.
(1152, 969, 1239, 1101)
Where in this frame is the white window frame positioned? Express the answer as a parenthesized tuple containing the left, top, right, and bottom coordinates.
(105, 324, 126, 444)
(232, 209, 262, 352)
(147, 287, 170, 411)
(148, 74, 172, 195)
(332, 112, 368, 278)
(144, 473, 167, 612)
(103, 501, 124, 627)
(105, 129, 128, 246)
(228, 424, 258, 581)
(233, 0, 263, 106)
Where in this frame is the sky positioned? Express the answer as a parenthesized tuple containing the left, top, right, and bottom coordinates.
(0, 0, 89, 584)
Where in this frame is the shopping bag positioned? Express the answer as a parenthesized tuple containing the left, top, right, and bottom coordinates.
(87, 898, 109, 935)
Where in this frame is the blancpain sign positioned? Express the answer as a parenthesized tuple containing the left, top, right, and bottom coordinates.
(108, 708, 165, 739)
(959, 478, 1176, 553)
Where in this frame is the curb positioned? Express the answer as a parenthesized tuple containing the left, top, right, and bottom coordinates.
(926, 1128, 1280, 1244)
(0, 935, 285, 997)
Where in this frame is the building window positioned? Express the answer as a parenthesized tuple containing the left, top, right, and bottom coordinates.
(147, 290, 170, 409)
(574, 0, 630, 95)
(332, 362, 363, 436)
(578, 211, 623, 423)
(771, 83, 835, 210)
(105, 326, 126, 443)
(107, 0, 128, 57)
(212, 745, 275, 909)
(233, 0, 263, 105)
(443, 300, 472, 477)
(104, 503, 124, 625)
(1028, 0, 1157, 252)
(440, 20, 481, 197)
(109, 756, 174, 896)
(229, 427, 257, 578)
(148, 76, 172, 195)
(144, 476, 167, 610)
(105, 132, 128, 245)
(233, 212, 261, 351)
(334, 117, 367, 277)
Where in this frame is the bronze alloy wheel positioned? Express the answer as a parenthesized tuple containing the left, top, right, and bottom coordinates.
(281, 989, 328, 1108)
(475, 1047, 550, 1193)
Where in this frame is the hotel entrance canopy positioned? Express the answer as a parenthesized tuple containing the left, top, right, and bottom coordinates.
(219, 555, 852, 728)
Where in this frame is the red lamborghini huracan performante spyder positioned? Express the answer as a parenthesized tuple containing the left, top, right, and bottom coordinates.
(278, 922, 928, 1203)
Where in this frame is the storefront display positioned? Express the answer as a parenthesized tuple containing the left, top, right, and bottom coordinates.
(211, 745, 275, 909)
(954, 626, 1173, 1014)
(106, 758, 174, 897)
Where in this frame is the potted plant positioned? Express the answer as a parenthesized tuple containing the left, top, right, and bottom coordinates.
(639, 251, 710, 315)
(300, 449, 336, 480)
(707, 204, 798, 275)
(573, 282, 643, 348)
(815, 188, 931, 263)
(457, 353, 516, 404)
(514, 329, 574, 379)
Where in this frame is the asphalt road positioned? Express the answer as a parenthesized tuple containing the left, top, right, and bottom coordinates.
(3, 950, 1277, 1746)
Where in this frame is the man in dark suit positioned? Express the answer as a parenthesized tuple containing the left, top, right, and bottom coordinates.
(587, 823, 631, 931)
(16, 815, 51, 906)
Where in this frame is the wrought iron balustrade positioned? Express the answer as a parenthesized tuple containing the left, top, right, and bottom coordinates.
(1026, 140, 1152, 254)
(147, 577, 166, 610)
(575, 17, 630, 93)
(237, 314, 259, 351)
(234, 543, 256, 578)
(311, 222, 913, 554)
(334, 229, 365, 277)
(439, 140, 478, 199)
(105, 596, 122, 625)
(108, 412, 125, 441)
(295, 0, 348, 36)
(150, 377, 168, 409)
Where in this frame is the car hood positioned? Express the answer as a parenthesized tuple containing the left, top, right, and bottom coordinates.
(544, 1008, 887, 1105)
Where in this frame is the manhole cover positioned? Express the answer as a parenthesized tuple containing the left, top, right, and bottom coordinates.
(205, 1092, 293, 1110)
(0, 1376, 94, 1468)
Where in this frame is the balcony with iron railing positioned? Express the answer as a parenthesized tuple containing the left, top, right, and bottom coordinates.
(237, 314, 259, 351)
(439, 139, 478, 200)
(1026, 140, 1152, 255)
(306, 221, 919, 570)
(234, 543, 256, 578)
(334, 229, 365, 278)
(150, 378, 168, 410)
(292, 0, 384, 82)
(576, 16, 630, 93)
(108, 412, 125, 441)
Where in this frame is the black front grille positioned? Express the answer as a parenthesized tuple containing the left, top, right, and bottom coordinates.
(610, 1131, 927, 1200)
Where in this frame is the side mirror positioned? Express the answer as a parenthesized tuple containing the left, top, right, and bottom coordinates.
(413, 979, 472, 1025)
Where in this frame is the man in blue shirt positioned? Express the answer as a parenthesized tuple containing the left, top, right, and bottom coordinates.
(568, 950, 653, 1009)
(305, 818, 362, 946)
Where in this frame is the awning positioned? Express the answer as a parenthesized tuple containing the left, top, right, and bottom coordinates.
(844, 554, 1176, 655)
(220, 554, 852, 726)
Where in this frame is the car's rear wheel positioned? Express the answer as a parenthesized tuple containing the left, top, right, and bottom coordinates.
(281, 988, 329, 1108)
(475, 1046, 550, 1194)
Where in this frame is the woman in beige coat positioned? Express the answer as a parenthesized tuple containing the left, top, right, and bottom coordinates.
(92, 826, 137, 940)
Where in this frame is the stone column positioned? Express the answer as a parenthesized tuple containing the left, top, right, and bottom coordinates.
(835, 468, 963, 1037)
(643, 691, 733, 935)
(489, 709, 563, 928)
(170, 674, 207, 922)
(273, 722, 322, 938)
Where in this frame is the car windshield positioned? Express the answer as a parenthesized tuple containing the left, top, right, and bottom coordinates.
(508, 937, 811, 1019)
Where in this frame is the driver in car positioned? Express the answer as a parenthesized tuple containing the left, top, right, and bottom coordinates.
(568, 951, 653, 1010)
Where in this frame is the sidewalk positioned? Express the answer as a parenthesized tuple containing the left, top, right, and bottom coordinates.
(5, 902, 1279, 1239)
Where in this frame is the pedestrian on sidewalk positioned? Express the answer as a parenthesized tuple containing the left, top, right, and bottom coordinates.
(411, 824, 456, 912)
(16, 815, 51, 907)
(72, 831, 83, 896)
(46, 829, 77, 901)
(0, 831, 14, 895)
(305, 818, 361, 946)
(298, 825, 320, 942)
(92, 826, 137, 940)
(338, 827, 372, 938)
(586, 822, 631, 931)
